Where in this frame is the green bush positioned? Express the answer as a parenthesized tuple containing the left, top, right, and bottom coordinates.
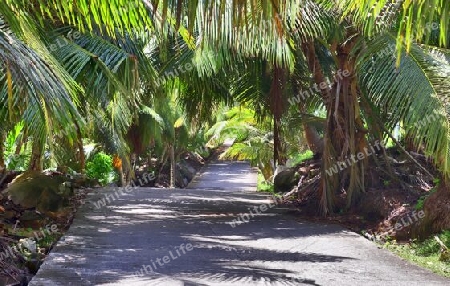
(412, 230, 450, 257)
(257, 172, 274, 193)
(86, 152, 114, 185)
(288, 150, 313, 167)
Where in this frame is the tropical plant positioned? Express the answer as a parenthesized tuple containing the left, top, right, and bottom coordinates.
(86, 151, 114, 185)
(1, 0, 449, 220)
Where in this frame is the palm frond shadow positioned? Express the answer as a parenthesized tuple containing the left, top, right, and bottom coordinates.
(34, 187, 355, 285)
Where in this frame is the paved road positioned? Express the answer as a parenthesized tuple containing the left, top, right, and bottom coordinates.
(30, 161, 449, 285)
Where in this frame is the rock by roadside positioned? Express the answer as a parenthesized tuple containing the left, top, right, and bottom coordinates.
(0, 172, 92, 286)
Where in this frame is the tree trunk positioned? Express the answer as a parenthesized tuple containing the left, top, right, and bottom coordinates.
(121, 155, 134, 186)
(74, 121, 85, 174)
(169, 144, 175, 188)
(0, 131, 5, 173)
(273, 114, 281, 165)
(302, 122, 324, 156)
(118, 164, 126, 187)
(29, 139, 43, 171)
(269, 65, 286, 167)
(302, 38, 368, 215)
(131, 152, 137, 172)
(15, 127, 27, 155)
(330, 39, 368, 209)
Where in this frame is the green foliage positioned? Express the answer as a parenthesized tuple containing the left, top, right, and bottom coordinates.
(288, 150, 313, 167)
(385, 231, 450, 277)
(36, 231, 62, 250)
(257, 172, 274, 193)
(413, 231, 450, 257)
(206, 106, 259, 147)
(4, 122, 30, 171)
(86, 152, 114, 185)
(415, 197, 425, 211)
(358, 34, 450, 180)
(415, 187, 438, 211)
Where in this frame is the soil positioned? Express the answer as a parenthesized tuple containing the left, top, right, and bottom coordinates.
(285, 146, 447, 243)
(0, 174, 90, 286)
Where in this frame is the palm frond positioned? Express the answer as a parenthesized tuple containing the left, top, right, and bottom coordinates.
(0, 18, 81, 144)
(357, 33, 450, 179)
(334, 0, 449, 58)
(7, 0, 153, 36)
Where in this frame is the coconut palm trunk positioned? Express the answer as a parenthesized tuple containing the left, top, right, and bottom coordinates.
(270, 66, 287, 167)
(302, 122, 324, 156)
(302, 37, 368, 214)
(169, 143, 175, 188)
(0, 132, 5, 172)
(14, 128, 26, 156)
(74, 121, 85, 174)
(29, 139, 43, 171)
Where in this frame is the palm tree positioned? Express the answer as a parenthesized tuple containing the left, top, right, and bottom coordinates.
(1, 1, 152, 174)
(2, 0, 449, 217)
(0, 9, 82, 171)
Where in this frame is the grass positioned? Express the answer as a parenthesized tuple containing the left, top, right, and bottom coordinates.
(257, 172, 274, 193)
(384, 231, 450, 277)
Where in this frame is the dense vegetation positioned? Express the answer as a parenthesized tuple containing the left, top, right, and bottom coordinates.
(0, 0, 449, 261)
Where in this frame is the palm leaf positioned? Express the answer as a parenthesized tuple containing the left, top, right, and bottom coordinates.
(357, 33, 450, 179)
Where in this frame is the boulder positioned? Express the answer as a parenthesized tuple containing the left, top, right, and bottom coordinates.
(19, 210, 46, 229)
(274, 167, 299, 193)
(2, 171, 73, 214)
(178, 161, 196, 182)
(175, 166, 187, 188)
(70, 174, 99, 188)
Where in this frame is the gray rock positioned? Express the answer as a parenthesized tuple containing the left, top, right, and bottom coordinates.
(273, 167, 299, 193)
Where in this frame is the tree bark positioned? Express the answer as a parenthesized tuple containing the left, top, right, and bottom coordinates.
(302, 37, 368, 214)
(0, 131, 5, 173)
(15, 127, 27, 155)
(74, 121, 85, 174)
(169, 144, 175, 188)
(269, 65, 286, 166)
(29, 139, 43, 171)
(302, 122, 324, 156)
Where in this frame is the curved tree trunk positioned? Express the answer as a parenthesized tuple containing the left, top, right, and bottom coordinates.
(302, 122, 324, 156)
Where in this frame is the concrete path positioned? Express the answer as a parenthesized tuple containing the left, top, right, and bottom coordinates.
(30, 161, 449, 285)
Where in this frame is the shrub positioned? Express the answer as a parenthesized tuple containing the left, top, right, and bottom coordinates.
(86, 152, 114, 185)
